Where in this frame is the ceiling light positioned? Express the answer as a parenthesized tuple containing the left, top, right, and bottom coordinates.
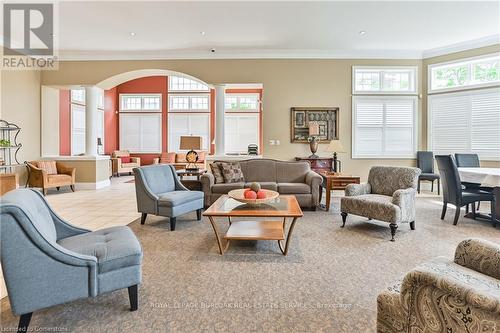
(129, 32, 136, 37)
(200, 31, 206, 36)
(358, 31, 367, 36)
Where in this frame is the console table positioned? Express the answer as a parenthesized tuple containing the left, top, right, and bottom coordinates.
(294, 157, 333, 173)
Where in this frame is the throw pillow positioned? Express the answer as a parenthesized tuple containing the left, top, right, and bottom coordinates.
(159, 152, 176, 164)
(36, 161, 58, 175)
(210, 162, 224, 184)
(120, 156, 131, 163)
(220, 162, 245, 183)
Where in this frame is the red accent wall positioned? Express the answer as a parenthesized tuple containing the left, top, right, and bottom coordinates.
(115, 76, 168, 165)
(104, 87, 118, 154)
(59, 90, 71, 155)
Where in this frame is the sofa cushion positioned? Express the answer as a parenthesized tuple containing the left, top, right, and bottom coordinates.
(210, 163, 224, 184)
(368, 166, 420, 196)
(35, 161, 58, 175)
(239, 159, 277, 182)
(47, 174, 72, 185)
(112, 150, 130, 158)
(158, 191, 204, 207)
(244, 182, 277, 191)
(120, 156, 131, 163)
(58, 226, 142, 274)
(278, 183, 311, 194)
(276, 161, 309, 183)
(211, 182, 244, 194)
(159, 152, 176, 164)
(340, 194, 401, 223)
(220, 162, 245, 183)
(176, 153, 187, 163)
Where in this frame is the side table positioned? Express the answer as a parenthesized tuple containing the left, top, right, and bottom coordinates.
(318, 171, 360, 211)
(176, 169, 207, 191)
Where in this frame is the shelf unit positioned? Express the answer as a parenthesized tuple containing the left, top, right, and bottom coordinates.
(0, 120, 22, 174)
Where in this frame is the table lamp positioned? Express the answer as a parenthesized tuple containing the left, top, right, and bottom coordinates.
(308, 121, 320, 158)
(179, 135, 202, 170)
(325, 140, 345, 173)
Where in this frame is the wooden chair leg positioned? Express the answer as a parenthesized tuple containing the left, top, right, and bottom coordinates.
(128, 285, 138, 311)
(453, 207, 461, 225)
(18, 313, 32, 332)
(389, 223, 398, 242)
(417, 180, 420, 194)
(170, 217, 176, 231)
(196, 209, 202, 221)
(441, 202, 447, 220)
(341, 212, 347, 227)
(437, 179, 440, 195)
(431, 181, 434, 193)
(491, 198, 497, 227)
(409, 221, 415, 230)
(140, 213, 147, 225)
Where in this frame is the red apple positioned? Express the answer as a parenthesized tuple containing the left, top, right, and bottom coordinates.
(256, 190, 266, 199)
(244, 190, 257, 199)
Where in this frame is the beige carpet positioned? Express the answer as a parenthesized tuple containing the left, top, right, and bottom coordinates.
(1, 196, 498, 332)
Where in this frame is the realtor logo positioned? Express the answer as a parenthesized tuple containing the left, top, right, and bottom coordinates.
(4, 3, 54, 55)
(2, 2, 58, 69)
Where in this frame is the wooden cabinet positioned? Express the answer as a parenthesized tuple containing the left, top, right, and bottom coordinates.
(295, 157, 333, 173)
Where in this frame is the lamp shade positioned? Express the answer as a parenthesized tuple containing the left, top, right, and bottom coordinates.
(308, 121, 320, 136)
(179, 136, 202, 150)
(325, 140, 345, 153)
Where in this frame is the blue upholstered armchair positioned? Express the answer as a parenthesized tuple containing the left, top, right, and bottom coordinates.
(133, 164, 204, 231)
(0, 189, 143, 332)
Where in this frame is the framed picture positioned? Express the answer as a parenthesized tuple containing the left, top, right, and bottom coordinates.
(290, 107, 339, 143)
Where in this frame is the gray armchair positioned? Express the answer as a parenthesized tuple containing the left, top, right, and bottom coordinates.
(0, 189, 143, 332)
(133, 164, 204, 231)
(340, 166, 421, 241)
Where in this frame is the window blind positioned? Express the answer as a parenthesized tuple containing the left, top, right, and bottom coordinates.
(71, 104, 86, 155)
(168, 113, 210, 152)
(352, 96, 417, 158)
(119, 114, 162, 153)
(428, 87, 500, 160)
(225, 114, 259, 154)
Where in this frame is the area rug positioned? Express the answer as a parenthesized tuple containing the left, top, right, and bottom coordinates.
(1, 197, 497, 332)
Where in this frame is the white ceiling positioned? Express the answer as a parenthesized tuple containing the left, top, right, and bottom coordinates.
(57, 1, 500, 60)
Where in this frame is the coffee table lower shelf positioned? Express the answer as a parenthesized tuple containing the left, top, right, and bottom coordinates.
(224, 221, 285, 241)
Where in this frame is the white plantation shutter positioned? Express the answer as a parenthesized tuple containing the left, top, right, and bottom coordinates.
(71, 104, 86, 155)
(119, 114, 161, 153)
(353, 96, 417, 158)
(225, 114, 259, 153)
(168, 113, 210, 152)
(428, 87, 500, 160)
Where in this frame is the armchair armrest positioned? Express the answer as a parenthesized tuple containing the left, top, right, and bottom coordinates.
(305, 170, 322, 187)
(131, 157, 141, 165)
(111, 157, 122, 169)
(169, 165, 188, 191)
(345, 183, 371, 197)
(200, 173, 214, 193)
(56, 163, 76, 182)
(454, 238, 500, 280)
(392, 188, 416, 222)
(26, 163, 48, 187)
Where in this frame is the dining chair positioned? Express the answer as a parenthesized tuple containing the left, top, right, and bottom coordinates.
(455, 153, 482, 211)
(435, 155, 496, 226)
(416, 151, 440, 194)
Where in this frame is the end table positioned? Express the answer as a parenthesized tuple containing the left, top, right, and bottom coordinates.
(176, 169, 207, 191)
(318, 171, 360, 211)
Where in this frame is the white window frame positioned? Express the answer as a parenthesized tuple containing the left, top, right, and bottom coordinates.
(427, 87, 500, 161)
(119, 93, 162, 112)
(71, 89, 85, 104)
(352, 95, 418, 159)
(352, 66, 418, 95)
(168, 75, 210, 92)
(225, 93, 260, 112)
(168, 93, 210, 112)
(428, 53, 500, 93)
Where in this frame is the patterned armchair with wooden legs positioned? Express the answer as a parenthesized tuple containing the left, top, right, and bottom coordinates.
(111, 150, 141, 176)
(377, 238, 500, 333)
(26, 161, 76, 195)
(340, 166, 421, 241)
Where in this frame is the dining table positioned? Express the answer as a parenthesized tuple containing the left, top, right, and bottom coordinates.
(458, 167, 500, 225)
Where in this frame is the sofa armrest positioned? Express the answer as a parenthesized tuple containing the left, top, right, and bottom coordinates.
(200, 173, 214, 193)
(454, 238, 500, 280)
(131, 157, 141, 165)
(392, 188, 416, 223)
(111, 157, 122, 170)
(345, 183, 371, 197)
(305, 170, 322, 187)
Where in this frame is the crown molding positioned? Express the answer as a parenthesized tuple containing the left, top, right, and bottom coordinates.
(55, 35, 500, 62)
(422, 34, 500, 59)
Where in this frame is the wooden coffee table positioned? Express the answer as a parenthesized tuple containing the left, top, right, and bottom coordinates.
(202, 195, 303, 255)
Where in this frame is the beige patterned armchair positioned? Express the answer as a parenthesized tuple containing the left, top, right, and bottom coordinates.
(377, 238, 500, 333)
(340, 166, 421, 241)
(111, 150, 140, 177)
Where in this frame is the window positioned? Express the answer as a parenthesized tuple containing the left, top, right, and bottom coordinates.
(428, 87, 500, 161)
(120, 94, 161, 112)
(224, 93, 260, 154)
(353, 66, 417, 94)
(169, 95, 209, 111)
(71, 89, 85, 104)
(429, 53, 500, 92)
(169, 76, 209, 92)
(352, 96, 417, 158)
(168, 114, 210, 152)
(71, 103, 86, 155)
(119, 94, 162, 153)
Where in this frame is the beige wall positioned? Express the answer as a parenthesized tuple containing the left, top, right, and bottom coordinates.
(42, 58, 424, 179)
(41, 86, 60, 156)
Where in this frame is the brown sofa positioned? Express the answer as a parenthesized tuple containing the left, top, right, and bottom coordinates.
(111, 150, 141, 176)
(152, 151, 206, 170)
(200, 159, 323, 209)
(26, 161, 76, 195)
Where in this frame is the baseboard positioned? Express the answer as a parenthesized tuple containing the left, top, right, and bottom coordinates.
(75, 179, 111, 190)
